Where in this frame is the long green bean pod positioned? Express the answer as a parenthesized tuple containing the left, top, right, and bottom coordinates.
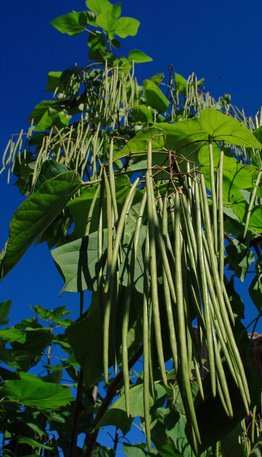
(143, 230, 152, 450)
(212, 325, 233, 417)
(161, 195, 178, 371)
(103, 170, 114, 383)
(217, 146, 225, 285)
(108, 138, 119, 221)
(103, 176, 140, 382)
(122, 193, 147, 417)
(209, 140, 218, 253)
(146, 142, 167, 385)
(174, 191, 201, 445)
(194, 179, 216, 397)
(121, 272, 131, 416)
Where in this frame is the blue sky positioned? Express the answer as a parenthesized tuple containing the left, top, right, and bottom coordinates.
(1, 0, 261, 337)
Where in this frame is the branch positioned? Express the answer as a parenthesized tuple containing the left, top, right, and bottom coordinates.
(83, 344, 143, 457)
(69, 291, 85, 457)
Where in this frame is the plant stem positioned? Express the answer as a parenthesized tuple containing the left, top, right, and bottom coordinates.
(83, 344, 143, 457)
(69, 291, 85, 457)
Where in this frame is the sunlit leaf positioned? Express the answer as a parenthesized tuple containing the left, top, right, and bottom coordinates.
(86, 0, 114, 15)
(29, 100, 64, 124)
(132, 104, 154, 124)
(175, 73, 187, 95)
(128, 49, 153, 63)
(158, 110, 262, 158)
(2, 372, 72, 410)
(51, 11, 89, 36)
(96, 10, 119, 38)
(46, 71, 63, 92)
(114, 17, 140, 38)
(157, 119, 204, 162)
(144, 79, 169, 112)
(34, 109, 70, 132)
(0, 328, 26, 344)
(32, 305, 71, 326)
(199, 109, 262, 148)
(115, 127, 165, 158)
(0, 172, 82, 278)
(17, 436, 53, 451)
(34, 160, 70, 192)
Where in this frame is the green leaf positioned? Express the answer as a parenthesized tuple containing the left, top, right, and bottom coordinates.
(249, 264, 262, 312)
(66, 293, 104, 387)
(123, 443, 155, 457)
(132, 104, 154, 124)
(175, 73, 187, 95)
(199, 109, 262, 148)
(17, 436, 53, 451)
(226, 239, 255, 282)
(0, 171, 82, 278)
(114, 17, 140, 38)
(86, 0, 114, 15)
(150, 73, 165, 86)
(143, 79, 169, 112)
(2, 372, 72, 410)
(32, 305, 71, 326)
(34, 109, 70, 132)
(88, 31, 108, 61)
(128, 49, 153, 63)
(0, 328, 26, 344)
(198, 145, 262, 234)
(0, 300, 11, 325)
(97, 384, 153, 434)
(52, 232, 103, 293)
(34, 160, 70, 192)
(164, 411, 193, 457)
(12, 328, 53, 371)
(115, 127, 165, 158)
(249, 435, 262, 457)
(91, 443, 115, 457)
(51, 11, 89, 36)
(158, 109, 262, 156)
(96, 10, 119, 39)
(220, 422, 246, 457)
(29, 100, 64, 124)
(46, 71, 63, 92)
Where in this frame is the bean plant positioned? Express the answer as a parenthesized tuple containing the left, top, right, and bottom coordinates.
(0, 0, 261, 456)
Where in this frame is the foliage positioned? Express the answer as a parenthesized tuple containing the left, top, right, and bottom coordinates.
(0, 1, 262, 456)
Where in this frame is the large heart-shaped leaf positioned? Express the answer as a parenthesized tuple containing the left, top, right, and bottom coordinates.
(157, 109, 262, 155)
(199, 109, 262, 148)
(0, 171, 82, 278)
(51, 11, 90, 36)
(86, 0, 114, 15)
(1, 372, 72, 410)
(66, 293, 104, 387)
(115, 127, 165, 158)
(97, 384, 152, 434)
(52, 232, 104, 293)
(114, 17, 140, 38)
(143, 80, 169, 113)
